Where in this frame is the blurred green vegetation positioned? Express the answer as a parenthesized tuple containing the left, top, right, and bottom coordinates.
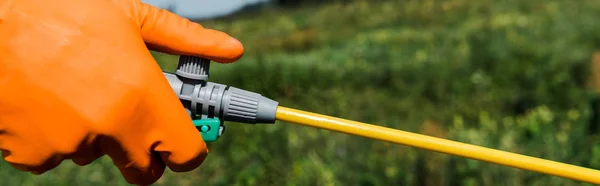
(3, 0, 600, 185)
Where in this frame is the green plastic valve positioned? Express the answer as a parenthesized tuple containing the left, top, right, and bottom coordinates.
(193, 118, 223, 142)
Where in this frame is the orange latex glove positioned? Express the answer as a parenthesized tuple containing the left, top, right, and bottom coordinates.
(0, 0, 243, 185)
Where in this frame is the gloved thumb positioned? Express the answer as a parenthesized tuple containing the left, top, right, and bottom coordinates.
(135, 1, 244, 63)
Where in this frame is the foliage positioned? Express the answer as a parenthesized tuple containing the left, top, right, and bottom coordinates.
(3, 0, 600, 185)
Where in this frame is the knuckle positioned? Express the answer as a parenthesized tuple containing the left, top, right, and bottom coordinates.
(164, 140, 208, 172)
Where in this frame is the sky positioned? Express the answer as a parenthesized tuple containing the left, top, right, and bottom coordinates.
(141, 0, 268, 20)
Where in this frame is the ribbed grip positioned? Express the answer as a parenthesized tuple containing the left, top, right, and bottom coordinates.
(224, 87, 259, 121)
(222, 87, 278, 124)
(176, 55, 210, 81)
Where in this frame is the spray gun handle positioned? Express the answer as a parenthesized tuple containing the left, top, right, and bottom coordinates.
(165, 55, 279, 142)
(175, 55, 224, 142)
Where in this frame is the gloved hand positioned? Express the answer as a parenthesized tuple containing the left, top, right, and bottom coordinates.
(0, 0, 243, 185)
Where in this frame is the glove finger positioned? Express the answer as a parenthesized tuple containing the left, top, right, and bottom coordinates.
(3, 151, 64, 175)
(0, 134, 64, 175)
(99, 137, 165, 185)
(71, 152, 104, 166)
(134, 1, 244, 63)
(117, 153, 165, 186)
(143, 75, 208, 172)
(70, 135, 105, 166)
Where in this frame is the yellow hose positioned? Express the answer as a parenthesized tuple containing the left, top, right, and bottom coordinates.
(275, 106, 600, 184)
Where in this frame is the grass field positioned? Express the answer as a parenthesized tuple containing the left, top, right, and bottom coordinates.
(3, 0, 600, 185)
